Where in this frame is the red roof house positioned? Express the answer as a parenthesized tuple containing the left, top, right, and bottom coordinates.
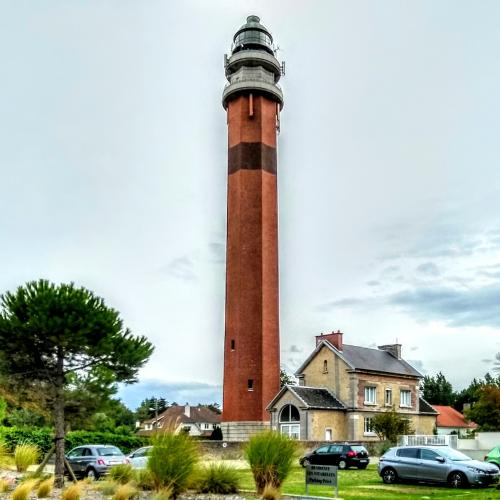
(432, 405, 478, 436)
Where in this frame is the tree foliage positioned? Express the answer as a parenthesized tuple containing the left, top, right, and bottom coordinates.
(466, 385, 500, 431)
(371, 406, 413, 443)
(0, 279, 154, 486)
(280, 369, 296, 388)
(421, 371, 454, 406)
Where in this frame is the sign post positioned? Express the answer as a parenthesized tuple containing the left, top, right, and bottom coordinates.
(305, 464, 338, 498)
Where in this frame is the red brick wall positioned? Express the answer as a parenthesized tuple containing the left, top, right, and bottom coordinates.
(222, 94, 280, 422)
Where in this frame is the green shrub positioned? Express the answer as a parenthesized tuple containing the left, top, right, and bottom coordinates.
(14, 442, 40, 472)
(109, 463, 134, 484)
(0, 427, 53, 455)
(147, 431, 199, 497)
(65, 430, 147, 454)
(194, 462, 240, 494)
(244, 431, 298, 494)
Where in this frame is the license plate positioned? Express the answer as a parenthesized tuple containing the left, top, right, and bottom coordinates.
(359, 459, 368, 463)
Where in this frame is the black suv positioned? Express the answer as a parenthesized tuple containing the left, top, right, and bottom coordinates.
(300, 443, 370, 470)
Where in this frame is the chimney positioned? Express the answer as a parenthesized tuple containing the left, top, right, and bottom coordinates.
(184, 403, 190, 418)
(378, 343, 402, 359)
(315, 330, 343, 351)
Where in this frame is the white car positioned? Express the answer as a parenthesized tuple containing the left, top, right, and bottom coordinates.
(128, 446, 152, 469)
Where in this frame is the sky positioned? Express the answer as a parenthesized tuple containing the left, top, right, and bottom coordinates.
(1, 0, 500, 410)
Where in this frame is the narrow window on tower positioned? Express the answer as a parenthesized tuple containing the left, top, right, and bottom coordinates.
(231, 340, 235, 351)
(248, 379, 254, 391)
(323, 360, 328, 373)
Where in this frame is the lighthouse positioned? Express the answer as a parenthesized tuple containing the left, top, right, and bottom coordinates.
(221, 15, 284, 440)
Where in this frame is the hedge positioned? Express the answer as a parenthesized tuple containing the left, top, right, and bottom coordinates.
(0, 427, 149, 455)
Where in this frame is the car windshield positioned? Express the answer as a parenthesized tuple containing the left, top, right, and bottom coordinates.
(97, 447, 123, 457)
(436, 448, 471, 461)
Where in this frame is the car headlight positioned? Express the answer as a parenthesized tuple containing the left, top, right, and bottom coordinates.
(467, 466, 485, 474)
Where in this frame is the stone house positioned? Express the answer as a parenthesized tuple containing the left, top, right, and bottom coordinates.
(137, 404, 221, 437)
(267, 331, 437, 441)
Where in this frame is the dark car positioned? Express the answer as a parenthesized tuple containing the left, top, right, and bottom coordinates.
(300, 443, 370, 470)
(378, 445, 499, 488)
(485, 446, 500, 469)
(65, 444, 128, 479)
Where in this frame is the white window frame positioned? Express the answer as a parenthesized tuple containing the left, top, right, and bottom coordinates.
(364, 417, 375, 436)
(400, 389, 412, 407)
(364, 386, 377, 405)
(385, 388, 393, 406)
(280, 424, 300, 439)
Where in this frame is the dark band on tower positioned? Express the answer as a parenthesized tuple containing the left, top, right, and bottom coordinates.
(221, 16, 284, 440)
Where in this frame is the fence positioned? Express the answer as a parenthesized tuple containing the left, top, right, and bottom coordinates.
(398, 434, 458, 448)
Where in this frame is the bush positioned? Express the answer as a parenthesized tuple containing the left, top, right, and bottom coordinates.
(14, 442, 40, 472)
(65, 430, 147, 454)
(194, 462, 240, 494)
(109, 463, 134, 484)
(244, 431, 298, 494)
(94, 480, 118, 496)
(147, 431, 199, 497)
(0, 427, 53, 455)
(37, 476, 54, 498)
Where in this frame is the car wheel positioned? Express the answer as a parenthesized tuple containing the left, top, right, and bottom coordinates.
(381, 467, 397, 484)
(338, 460, 347, 470)
(86, 468, 99, 480)
(448, 471, 467, 489)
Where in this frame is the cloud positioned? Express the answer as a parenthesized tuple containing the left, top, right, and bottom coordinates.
(318, 282, 500, 329)
(161, 256, 197, 281)
(289, 345, 303, 353)
(117, 379, 221, 410)
(388, 284, 500, 327)
(366, 280, 380, 287)
(416, 262, 440, 276)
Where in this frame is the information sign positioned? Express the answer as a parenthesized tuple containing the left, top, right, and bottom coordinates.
(305, 464, 338, 498)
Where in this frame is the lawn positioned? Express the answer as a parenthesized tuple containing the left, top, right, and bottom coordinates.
(237, 464, 500, 500)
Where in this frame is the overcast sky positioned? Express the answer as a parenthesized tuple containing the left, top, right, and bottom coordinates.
(1, 0, 500, 410)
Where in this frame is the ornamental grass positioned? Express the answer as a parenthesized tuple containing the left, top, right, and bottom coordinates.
(194, 462, 240, 494)
(147, 430, 199, 498)
(36, 476, 54, 498)
(11, 479, 37, 500)
(244, 430, 298, 494)
(14, 442, 40, 472)
(109, 463, 134, 484)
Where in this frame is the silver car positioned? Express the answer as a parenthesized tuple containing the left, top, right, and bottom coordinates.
(127, 446, 152, 469)
(378, 445, 499, 488)
(65, 444, 128, 479)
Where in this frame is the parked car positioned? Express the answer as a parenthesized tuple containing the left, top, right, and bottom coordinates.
(65, 444, 128, 479)
(299, 443, 370, 470)
(378, 445, 499, 488)
(485, 446, 500, 469)
(128, 446, 152, 469)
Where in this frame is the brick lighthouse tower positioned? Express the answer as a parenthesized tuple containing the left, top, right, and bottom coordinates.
(221, 15, 284, 440)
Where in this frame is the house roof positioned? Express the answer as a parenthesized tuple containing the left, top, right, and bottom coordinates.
(267, 385, 345, 411)
(432, 405, 478, 429)
(419, 397, 439, 415)
(143, 405, 221, 426)
(296, 341, 422, 378)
